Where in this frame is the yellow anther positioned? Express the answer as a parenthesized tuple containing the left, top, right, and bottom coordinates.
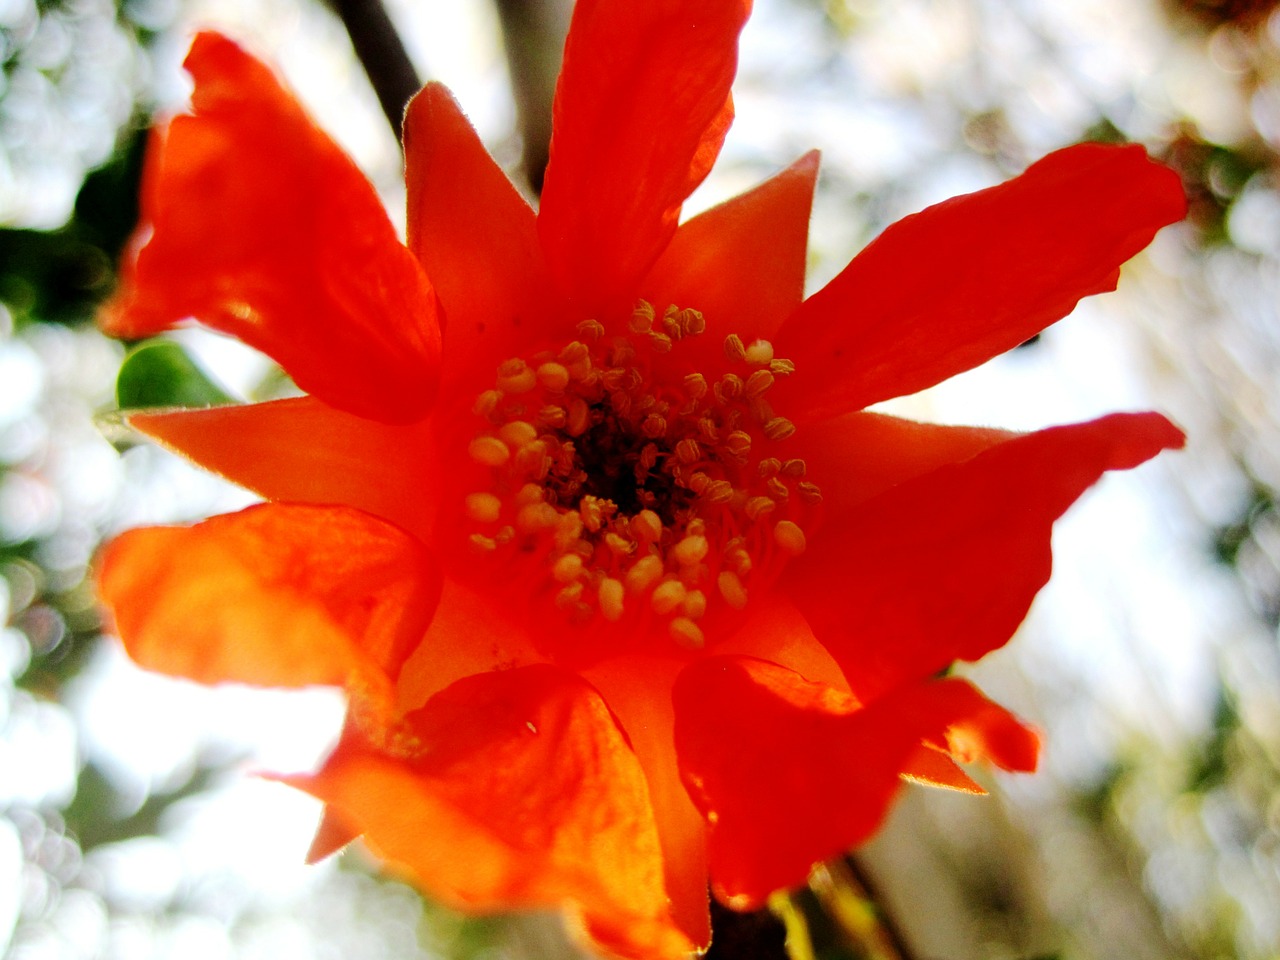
(798, 481, 823, 504)
(782, 458, 807, 477)
(515, 483, 544, 506)
(469, 533, 497, 552)
(515, 502, 559, 534)
(683, 373, 708, 400)
(566, 397, 590, 436)
(555, 581, 585, 611)
(536, 362, 570, 392)
(642, 414, 667, 439)
(681, 589, 707, 620)
(744, 369, 775, 397)
(469, 435, 510, 467)
(717, 570, 749, 609)
(579, 495, 610, 532)
(651, 579, 687, 615)
(639, 443, 659, 473)
(464, 492, 502, 524)
(630, 300, 655, 333)
(576, 318, 605, 341)
(725, 540, 753, 577)
(704, 479, 734, 503)
(675, 438, 702, 464)
(495, 525, 515, 545)
(669, 616, 705, 650)
(680, 308, 706, 336)
(723, 431, 752, 461)
(561, 341, 592, 379)
(745, 339, 775, 364)
(769, 358, 796, 377)
(648, 331, 673, 353)
(763, 417, 796, 442)
(662, 315, 683, 340)
(664, 303, 680, 319)
(473, 389, 503, 418)
(773, 520, 807, 556)
(723, 333, 747, 362)
(514, 442, 550, 480)
(553, 553, 585, 583)
(604, 532, 634, 556)
(698, 418, 719, 444)
(498, 420, 538, 449)
(539, 405, 567, 429)
(553, 512, 583, 550)
(715, 374, 743, 403)
(767, 477, 790, 500)
(496, 358, 537, 394)
(672, 534, 709, 567)
(599, 578, 625, 622)
(745, 496, 776, 520)
(631, 510, 663, 543)
(624, 554, 664, 594)
(758, 457, 782, 477)
(687, 472, 712, 495)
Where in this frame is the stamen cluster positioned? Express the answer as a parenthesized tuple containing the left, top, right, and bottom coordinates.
(464, 300, 821, 649)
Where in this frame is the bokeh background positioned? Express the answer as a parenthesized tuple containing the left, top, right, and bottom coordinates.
(3, 0, 1280, 958)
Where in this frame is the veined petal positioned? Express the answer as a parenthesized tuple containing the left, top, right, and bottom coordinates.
(672, 657, 1036, 908)
(289, 666, 694, 960)
(784, 412, 1184, 702)
(788, 410, 1015, 523)
(101, 33, 441, 424)
(129, 398, 437, 543)
(403, 83, 556, 390)
(643, 151, 819, 368)
(774, 143, 1185, 420)
(539, 0, 752, 311)
(97, 504, 440, 704)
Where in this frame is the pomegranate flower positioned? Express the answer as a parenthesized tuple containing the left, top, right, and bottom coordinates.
(96, 3, 1185, 957)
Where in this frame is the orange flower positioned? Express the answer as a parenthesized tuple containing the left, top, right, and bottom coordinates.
(96, 5, 1186, 958)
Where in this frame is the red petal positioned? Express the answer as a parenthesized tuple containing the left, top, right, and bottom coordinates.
(673, 657, 1036, 907)
(290, 665, 694, 960)
(101, 33, 441, 423)
(774, 144, 1186, 420)
(403, 83, 556, 390)
(788, 411, 1015, 523)
(643, 151, 819, 368)
(97, 503, 439, 701)
(784, 412, 1184, 702)
(538, 0, 752, 312)
(129, 398, 437, 543)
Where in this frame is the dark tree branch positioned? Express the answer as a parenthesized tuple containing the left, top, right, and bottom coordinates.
(327, 0, 421, 143)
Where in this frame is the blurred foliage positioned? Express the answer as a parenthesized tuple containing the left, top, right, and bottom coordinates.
(115, 340, 235, 409)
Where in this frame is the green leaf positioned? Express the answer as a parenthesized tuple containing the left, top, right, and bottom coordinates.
(116, 340, 235, 409)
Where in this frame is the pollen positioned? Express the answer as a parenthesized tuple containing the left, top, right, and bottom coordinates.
(461, 299, 820, 649)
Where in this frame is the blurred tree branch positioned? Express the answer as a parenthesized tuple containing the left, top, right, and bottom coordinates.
(325, 0, 421, 142)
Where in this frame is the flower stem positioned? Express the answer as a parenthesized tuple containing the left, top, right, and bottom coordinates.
(326, 0, 421, 142)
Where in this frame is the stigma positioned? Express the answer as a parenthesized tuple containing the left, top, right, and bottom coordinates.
(462, 301, 821, 651)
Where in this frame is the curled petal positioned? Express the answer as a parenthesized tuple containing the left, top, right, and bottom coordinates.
(674, 656, 1036, 908)
(539, 0, 751, 311)
(785, 412, 1184, 701)
(403, 83, 556, 390)
(289, 665, 693, 960)
(102, 33, 441, 423)
(97, 504, 440, 703)
(775, 143, 1185, 420)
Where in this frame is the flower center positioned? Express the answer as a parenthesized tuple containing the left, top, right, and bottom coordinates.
(462, 300, 821, 651)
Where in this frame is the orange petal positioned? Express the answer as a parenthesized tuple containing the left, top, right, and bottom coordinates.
(903, 696, 1040, 792)
(97, 503, 440, 702)
(774, 144, 1185, 420)
(289, 665, 694, 960)
(101, 33, 441, 423)
(784, 412, 1184, 702)
(130, 397, 437, 543)
(672, 657, 1035, 908)
(538, 0, 752, 312)
(403, 83, 556, 391)
(643, 150, 819, 368)
(583, 655, 712, 951)
(789, 411, 1015, 522)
